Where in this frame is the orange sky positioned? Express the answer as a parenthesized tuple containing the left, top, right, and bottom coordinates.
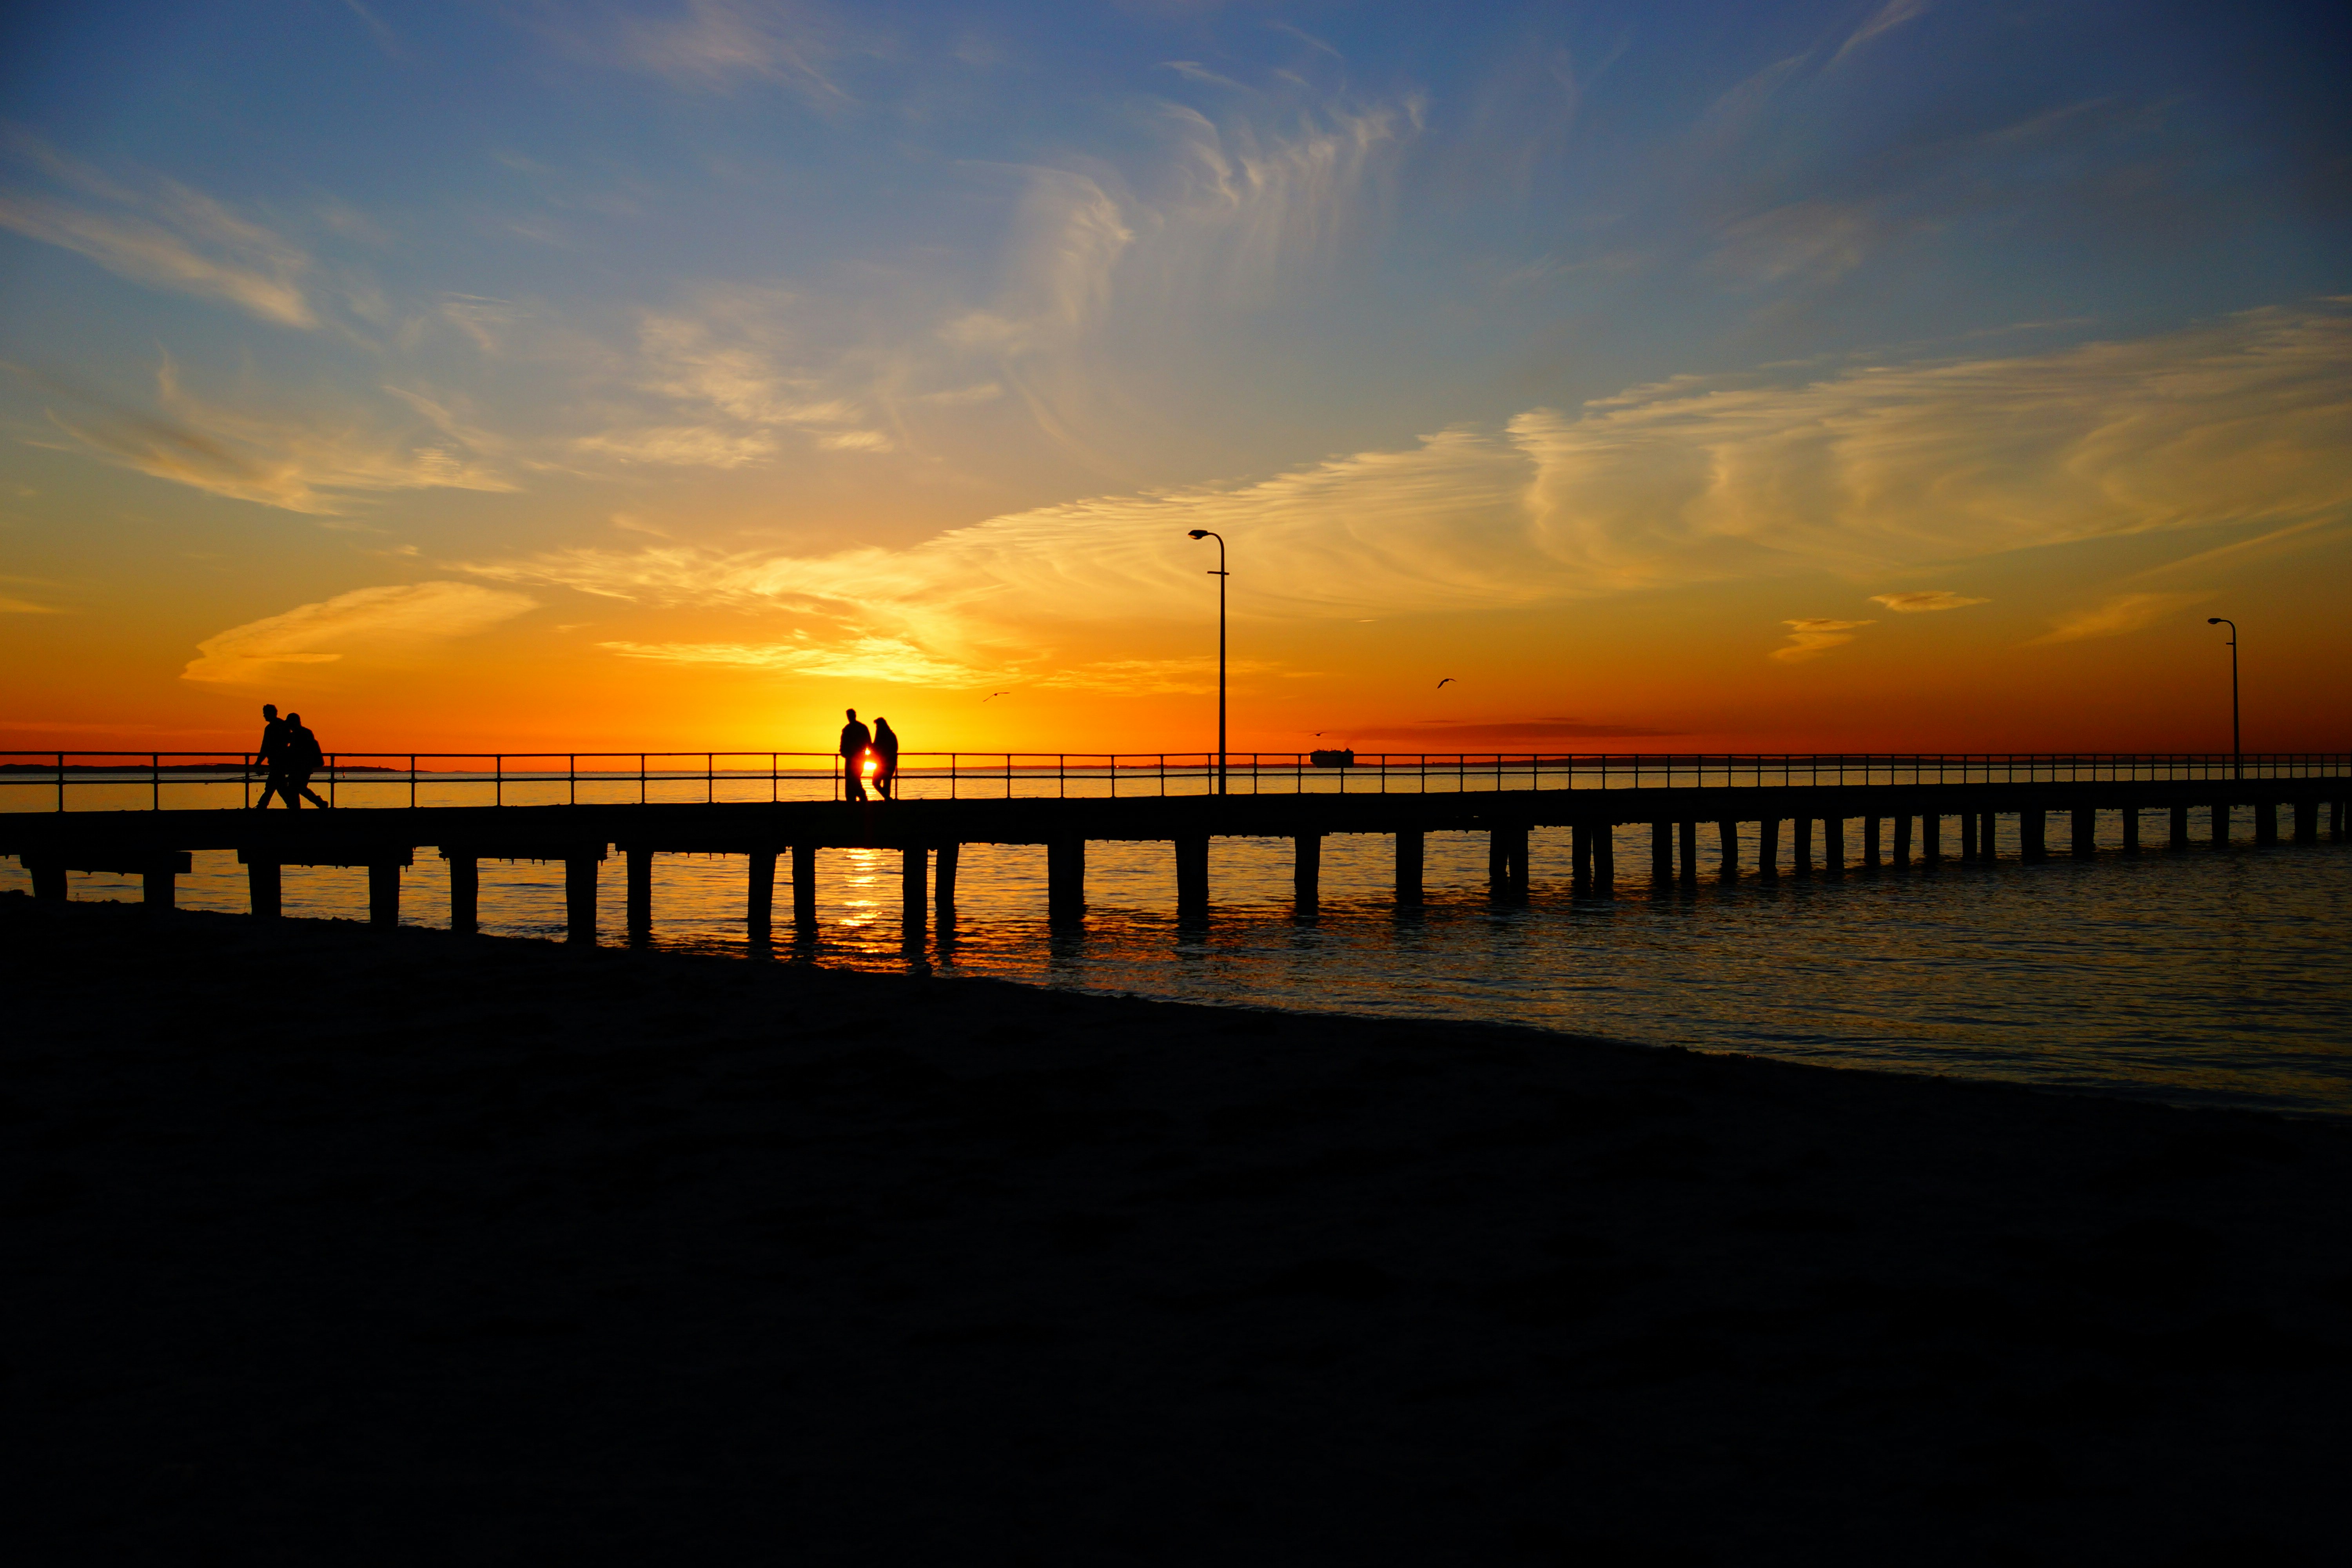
(4, 3, 2348, 759)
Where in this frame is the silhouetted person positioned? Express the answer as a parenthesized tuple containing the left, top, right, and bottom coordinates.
(283, 711, 332, 808)
(838, 708, 872, 802)
(250, 703, 296, 809)
(871, 717, 900, 800)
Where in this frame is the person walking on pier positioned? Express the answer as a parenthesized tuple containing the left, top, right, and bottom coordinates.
(839, 708, 873, 802)
(250, 703, 296, 810)
(283, 711, 332, 808)
(871, 717, 900, 800)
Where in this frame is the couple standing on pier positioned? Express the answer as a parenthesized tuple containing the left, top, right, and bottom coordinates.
(250, 703, 330, 809)
(838, 709, 900, 802)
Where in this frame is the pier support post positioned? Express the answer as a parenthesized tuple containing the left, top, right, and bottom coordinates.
(1392, 830, 1422, 908)
(2256, 803, 2278, 845)
(2121, 811, 2140, 854)
(1592, 825, 1613, 897)
(1758, 818, 1780, 882)
(1793, 817, 1813, 877)
(1678, 820, 1697, 882)
(1823, 817, 1844, 878)
(143, 867, 174, 912)
(936, 843, 960, 918)
(1490, 825, 1529, 902)
(448, 855, 479, 934)
(29, 856, 65, 901)
(901, 846, 927, 940)
(2169, 805, 2190, 849)
(564, 853, 598, 944)
(1717, 820, 1738, 880)
(2211, 803, 2230, 848)
(1177, 834, 1210, 920)
(1892, 815, 1913, 867)
(1983, 812, 2000, 860)
(368, 861, 401, 928)
(2333, 798, 2347, 842)
(2020, 810, 2046, 861)
(1048, 836, 1086, 923)
(747, 850, 775, 936)
(1650, 822, 1672, 881)
(1923, 814, 1942, 866)
(1863, 817, 1882, 868)
(1571, 825, 1594, 894)
(1961, 813, 1978, 861)
(248, 858, 281, 920)
(626, 848, 653, 942)
(792, 844, 817, 931)
(1293, 834, 1321, 913)
(2292, 800, 2317, 844)
(2071, 808, 2096, 857)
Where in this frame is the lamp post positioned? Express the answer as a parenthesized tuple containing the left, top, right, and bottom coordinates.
(1187, 528, 1227, 795)
(2207, 617, 2239, 780)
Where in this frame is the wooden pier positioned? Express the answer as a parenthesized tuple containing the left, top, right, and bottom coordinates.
(7, 757, 2347, 942)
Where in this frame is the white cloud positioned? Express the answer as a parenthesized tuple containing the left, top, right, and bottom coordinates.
(41, 356, 517, 514)
(468, 305, 2352, 673)
(1773, 618, 1873, 662)
(1831, 0, 1931, 68)
(606, 0, 848, 102)
(0, 190, 314, 327)
(183, 582, 538, 683)
(2028, 592, 2209, 646)
(1870, 590, 1989, 612)
(599, 634, 980, 686)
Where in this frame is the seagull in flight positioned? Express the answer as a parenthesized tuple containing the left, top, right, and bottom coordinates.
(1436, 677, 1456, 688)
(982, 691, 1013, 702)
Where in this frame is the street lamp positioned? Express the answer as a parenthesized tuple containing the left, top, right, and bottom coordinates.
(1187, 528, 1227, 796)
(2207, 617, 2239, 780)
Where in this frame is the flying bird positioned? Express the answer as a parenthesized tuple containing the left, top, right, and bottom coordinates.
(1436, 677, 1456, 688)
(982, 691, 1013, 702)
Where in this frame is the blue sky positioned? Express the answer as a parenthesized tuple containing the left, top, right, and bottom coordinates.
(2, 1, 2347, 749)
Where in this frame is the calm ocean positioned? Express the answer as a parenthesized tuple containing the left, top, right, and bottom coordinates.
(11, 806, 2346, 1120)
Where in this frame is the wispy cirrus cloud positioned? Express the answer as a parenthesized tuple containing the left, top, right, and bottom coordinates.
(183, 582, 537, 683)
(0, 133, 316, 326)
(33, 357, 516, 514)
(467, 305, 2352, 677)
(2028, 592, 2209, 646)
(1870, 590, 1988, 612)
(1773, 619, 1874, 662)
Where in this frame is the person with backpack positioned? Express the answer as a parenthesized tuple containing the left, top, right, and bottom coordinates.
(871, 717, 900, 800)
(282, 712, 332, 808)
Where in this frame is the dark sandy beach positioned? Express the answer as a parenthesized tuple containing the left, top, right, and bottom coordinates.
(7, 892, 2348, 1565)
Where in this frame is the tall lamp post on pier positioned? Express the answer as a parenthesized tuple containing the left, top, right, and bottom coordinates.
(2207, 617, 2240, 780)
(1187, 528, 1228, 796)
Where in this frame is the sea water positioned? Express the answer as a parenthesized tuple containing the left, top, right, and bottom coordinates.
(8, 810, 2346, 1119)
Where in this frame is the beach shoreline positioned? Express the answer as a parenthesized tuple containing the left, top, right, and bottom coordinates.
(10, 891, 2349, 1564)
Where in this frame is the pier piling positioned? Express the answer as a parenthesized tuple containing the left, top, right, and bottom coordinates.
(1651, 822, 1672, 881)
(2256, 804, 2278, 845)
(747, 849, 775, 935)
(1048, 836, 1086, 923)
(1793, 817, 1813, 877)
(1718, 820, 1739, 880)
(1893, 815, 1913, 868)
(2121, 811, 2140, 854)
(2212, 804, 2230, 848)
(2072, 808, 2096, 858)
(1392, 830, 1422, 907)
(2292, 801, 2317, 844)
(936, 843, 960, 918)
(564, 853, 598, 944)
(1759, 818, 1781, 882)
(2170, 805, 2190, 849)
(626, 848, 653, 942)
(2021, 811, 2046, 861)
(1679, 820, 1697, 882)
(1293, 833, 1321, 913)
(901, 846, 927, 938)
(1592, 825, 1614, 896)
(1923, 815, 1942, 866)
(1824, 817, 1844, 877)
(447, 855, 478, 933)
(1177, 834, 1210, 919)
(1864, 817, 1882, 868)
(791, 844, 816, 931)
(1572, 824, 1594, 894)
(368, 861, 400, 928)
(1961, 812, 1979, 861)
(248, 858, 280, 920)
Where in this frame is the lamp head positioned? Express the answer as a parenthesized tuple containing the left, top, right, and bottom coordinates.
(1187, 529, 1209, 540)
(2207, 617, 2222, 624)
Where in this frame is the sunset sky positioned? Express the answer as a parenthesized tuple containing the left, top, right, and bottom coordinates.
(3, 0, 2347, 757)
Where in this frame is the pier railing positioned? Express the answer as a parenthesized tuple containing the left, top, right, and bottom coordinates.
(2, 751, 2345, 813)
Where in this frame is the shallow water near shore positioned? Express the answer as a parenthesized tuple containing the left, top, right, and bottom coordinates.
(10, 809, 2347, 1118)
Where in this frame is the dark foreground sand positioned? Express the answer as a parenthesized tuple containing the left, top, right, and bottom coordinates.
(6, 893, 2349, 1565)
